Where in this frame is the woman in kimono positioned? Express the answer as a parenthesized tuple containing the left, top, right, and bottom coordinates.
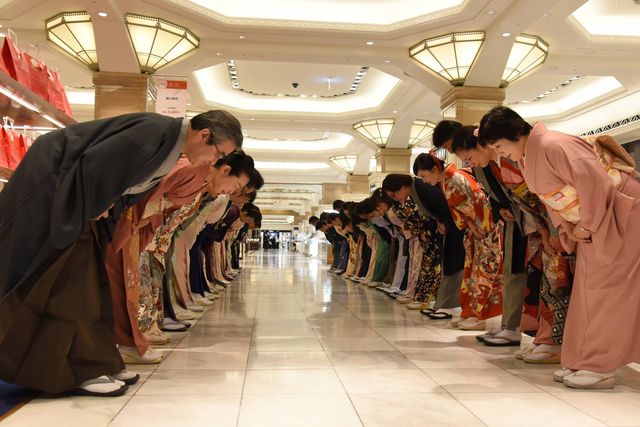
(479, 106, 640, 389)
(413, 154, 503, 330)
(108, 153, 254, 363)
(451, 126, 573, 362)
(383, 174, 442, 311)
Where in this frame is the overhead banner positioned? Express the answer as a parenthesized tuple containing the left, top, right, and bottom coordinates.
(155, 79, 188, 118)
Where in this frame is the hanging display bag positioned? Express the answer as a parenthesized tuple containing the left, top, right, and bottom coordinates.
(0, 127, 11, 169)
(1, 30, 31, 87)
(24, 52, 50, 101)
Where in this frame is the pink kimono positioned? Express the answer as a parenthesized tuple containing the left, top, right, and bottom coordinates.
(105, 158, 209, 355)
(522, 123, 640, 372)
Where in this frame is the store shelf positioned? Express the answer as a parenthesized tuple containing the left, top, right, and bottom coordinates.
(0, 71, 76, 128)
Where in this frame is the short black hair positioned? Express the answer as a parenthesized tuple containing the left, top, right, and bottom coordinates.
(309, 215, 319, 225)
(356, 198, 377, 217)
(478, 106, 532, 145)
(371, 188, 394, 206)
(214, 151, 254, 177)
(342, 202, 354, 213)
(332, 200, 344, 211)
(190, 110, 244, 147)
(243, 207, 262, 228)
(248, 169, 264, 191)
(381, 174, 413, 193)
(451, 125, 482, 153)
(315, 220, 328, 230)
(433, 120, 463, 148)
(319, 212, 330, 221)
(246, 190, 257, 203)
(412, 153, 444, 175)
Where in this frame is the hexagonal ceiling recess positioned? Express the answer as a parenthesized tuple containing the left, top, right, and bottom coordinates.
(194, 61, 400, 114)
(170, 0, 467, 30)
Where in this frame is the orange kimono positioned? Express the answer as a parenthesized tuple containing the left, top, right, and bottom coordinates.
(443, 164, 504, 320)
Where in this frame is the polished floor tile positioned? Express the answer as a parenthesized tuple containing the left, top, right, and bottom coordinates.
(5, 251, 637, 427)
(336, 369, 444, 394)
(243, 369, 344, 394)
(237, 394, 361, 427)
(110, 395, 241, 427)
(453, 393, 606, 427)
(349, 394, 485, 427)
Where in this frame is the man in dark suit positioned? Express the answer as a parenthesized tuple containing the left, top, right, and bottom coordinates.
(0, 110, 243, 396)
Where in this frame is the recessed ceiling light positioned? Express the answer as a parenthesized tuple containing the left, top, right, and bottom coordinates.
(98, 12, 108, 17)
(277, 93, 284, 97)
(250, 118, 255, 121)
(239, 35, 246, 39)
(384, 60, 391, 63)
(487, 10, 496, 15)
(216, 52, 223, 56)
(186, 103, 191, 106)
(393, 110, 398, 113)
(365, 41, 374, 45)
(542, 12, 550, 18)
(502, 32, 512, 37)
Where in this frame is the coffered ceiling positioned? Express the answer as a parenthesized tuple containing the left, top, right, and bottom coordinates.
(1, 0, 639, 226)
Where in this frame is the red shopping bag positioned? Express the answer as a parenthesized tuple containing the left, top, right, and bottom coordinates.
(23, 53, 49, 101)
(3, 128, 26, 169)
(53, 70, 73, 116)
(1, 34, 31, 87)
(0, 128, 10, 169)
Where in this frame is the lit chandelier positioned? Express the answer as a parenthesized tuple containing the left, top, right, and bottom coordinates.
(46, 12, 99, 71)
(353, 118, 395, 148)
(409, 31, 485, 86)
(408, 119, 436, 148)
(501, 34, 549, 87)
(329, 154, 358, 175)
(125, 14, 199, 74)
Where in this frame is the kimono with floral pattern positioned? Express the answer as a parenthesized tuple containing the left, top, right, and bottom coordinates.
(443, 163, 503, 320)
(392, 197, 441, 302)
(496, 159, 573, 344)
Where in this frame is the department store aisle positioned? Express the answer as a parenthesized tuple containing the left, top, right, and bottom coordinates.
(4, 251, 640, 427)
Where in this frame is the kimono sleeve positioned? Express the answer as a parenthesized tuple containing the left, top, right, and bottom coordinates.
(547, 143, 635, 263)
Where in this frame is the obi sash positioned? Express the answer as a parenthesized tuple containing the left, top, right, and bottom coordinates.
(538, 134, 636, 224)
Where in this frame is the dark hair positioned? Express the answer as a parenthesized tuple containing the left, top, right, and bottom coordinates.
(412, 153, 444, 175)
(326, 213, 340, 223)
(371, 188, 393, 206)
(243, 207, 262, 228)
(309, 216, 319, 225)
(478, 106, 532, 145)
(246, 190, 257, 203)
(315, 220, 327, 230)
(356, 198, 377, 218)
(381, 174, 413, 192)
(433, 120, 463, 148)
(332, 200, 344, 211)
(349, 204, 366, 227)
(342, 202, 354, 214)
(214, 151, 254, 177)
(319, 212, 330, 221)
(242, 202, 258, 212)
(248, 169, 264, 191)
(451, 125, 483, 153)
(190, 110, 244, 147)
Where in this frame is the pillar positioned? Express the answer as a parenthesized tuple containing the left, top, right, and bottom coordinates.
(347, 175, 370, 194)
(440, 86, 505, 125)
(93, 71, 149, 119)
(321, 183, 348, 205)
(368, 148, 411, 190)
(440, 86, 505, 166)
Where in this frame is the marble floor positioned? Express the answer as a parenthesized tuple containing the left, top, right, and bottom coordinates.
(4, 251, 640, 427)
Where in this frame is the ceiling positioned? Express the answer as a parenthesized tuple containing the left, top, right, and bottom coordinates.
(1, 0, 639, 226)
